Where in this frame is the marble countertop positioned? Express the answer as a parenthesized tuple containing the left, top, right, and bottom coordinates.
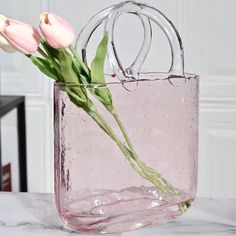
(0, 193, 235, 236)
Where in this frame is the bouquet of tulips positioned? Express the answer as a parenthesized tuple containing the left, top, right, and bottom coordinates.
(0, 12, 188, 211)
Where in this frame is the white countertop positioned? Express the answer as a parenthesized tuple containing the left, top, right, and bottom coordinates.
(0, 193, 235, 236)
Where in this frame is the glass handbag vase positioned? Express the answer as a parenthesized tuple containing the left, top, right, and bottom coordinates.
(54, 1, 199, 234)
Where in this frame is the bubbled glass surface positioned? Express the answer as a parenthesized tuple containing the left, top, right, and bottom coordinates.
(54, 73, 199, 234)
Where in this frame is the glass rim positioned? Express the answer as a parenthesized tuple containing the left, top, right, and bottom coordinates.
(54, 72, 199, 88)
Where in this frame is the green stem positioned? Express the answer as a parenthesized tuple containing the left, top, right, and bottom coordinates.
(69, 45, 90, 76)
(112, 112, 136, 155)
(38, 47, 64, 81)
(111, 110, 179, 195)
(91, 106, 177, 194)
(111, 110, 192, 211)
(38, 47, 48, 58)
(88, 109, 158, 184)
(67, 89, 190, 211)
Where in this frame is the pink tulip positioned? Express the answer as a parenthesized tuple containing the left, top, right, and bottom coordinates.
(0, 15, 16, 53)
(0, 33, 16, 53)
(0, 15, 41, 54)
(39, 12, 75, 49)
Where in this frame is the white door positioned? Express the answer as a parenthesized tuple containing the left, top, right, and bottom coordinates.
(1, 0, 236, 198)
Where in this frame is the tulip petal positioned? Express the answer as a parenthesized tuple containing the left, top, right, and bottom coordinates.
(3, 19, 41, 54)
(39, 12, 75, 49)
(40, 24, 74, 48)
(0, 33, 16, 53)
(48, 13, 75, 37)
(40, 24, 61, 48)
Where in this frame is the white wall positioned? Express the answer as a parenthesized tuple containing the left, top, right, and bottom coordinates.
(1, 0, 236, 198)
(0, 0, 54, 192)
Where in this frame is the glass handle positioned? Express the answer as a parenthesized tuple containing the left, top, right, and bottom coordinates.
(76, 1, 184, 81)
(140, 3, 184, 77)
(75, 5, 115, 66)
(75, 1, 152, 82)
(105, 2, 152, 81)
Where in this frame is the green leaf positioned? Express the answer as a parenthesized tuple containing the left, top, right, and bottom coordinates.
(65, 87, 88, 108)
(41, 40, 60, 65)
(90, 32, 113, 106)
(91, 32, 108, 84)
(72, 57, 91, 83)
(29, 55, 59, 81)
(72, 57, 83, 73)
(69, 46, 90, 77)
(58, 49, 88, 106)
(58, 49, 80, 84)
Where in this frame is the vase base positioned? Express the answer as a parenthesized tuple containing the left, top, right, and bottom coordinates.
(58, 186, 193, 234)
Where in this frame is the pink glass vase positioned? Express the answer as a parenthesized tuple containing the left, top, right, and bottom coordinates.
(54, 74, 198, 234)
(54, 1, 199, 234)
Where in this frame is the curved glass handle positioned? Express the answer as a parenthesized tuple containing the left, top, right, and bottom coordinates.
(76, 1, 184, 81)
(106, 1, 184, 79)
(140, 3, 184, 76)
(75, 1, 152, 81)
(75, 5, 115, 66)
(105, 2, 152, 81)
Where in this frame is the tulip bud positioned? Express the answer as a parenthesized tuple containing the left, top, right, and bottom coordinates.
(0, 15, 16, 53)
(0, 15, 41, 54)
(0, 33, 16, 53)
(39, 12, 75, 49)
